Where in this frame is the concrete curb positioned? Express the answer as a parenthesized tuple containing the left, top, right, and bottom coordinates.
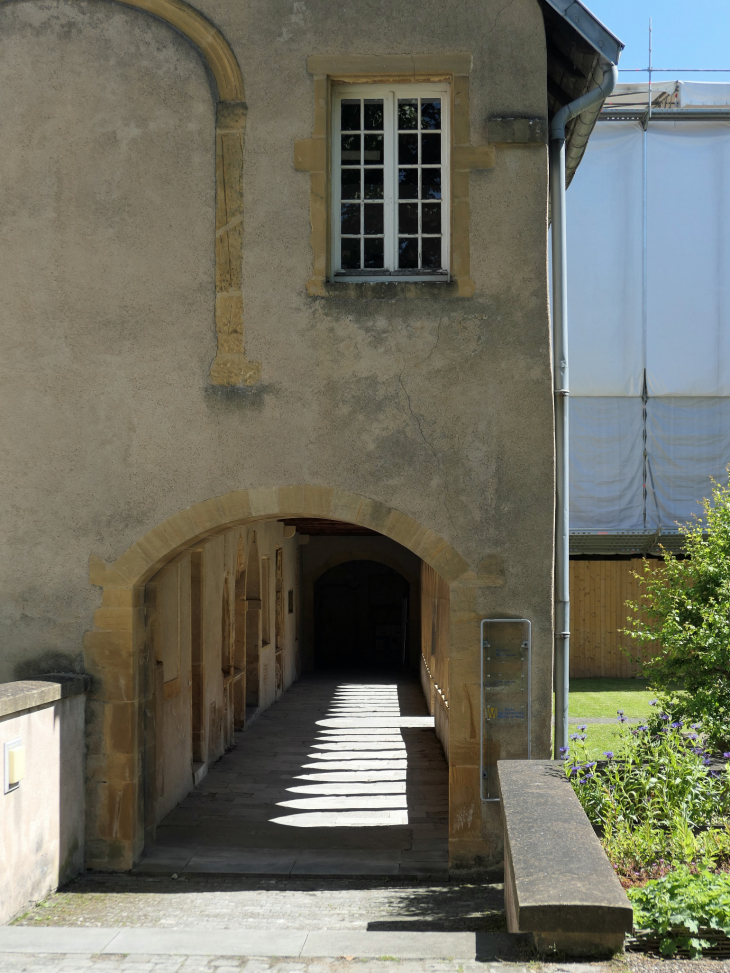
(0, 927, 478, 959)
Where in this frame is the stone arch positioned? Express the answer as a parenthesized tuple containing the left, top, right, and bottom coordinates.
(0, 0, 257, 386)
(83, 486, 470, 869)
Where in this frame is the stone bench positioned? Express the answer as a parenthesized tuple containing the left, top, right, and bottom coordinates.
(497, 760, 633, 956)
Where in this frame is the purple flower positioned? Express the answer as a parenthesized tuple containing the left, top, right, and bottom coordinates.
(579, 734, 587, 741)
(688, 733, 698, 740)
(723, 753, 730, 759)
(619, 715, 628, 723)
(691, 723, 702, 730)
(578, 773, 595, 783)
(660, 714, 671, 721)
(703, 758, 712, 766)
(559, 746, 569, 755)
(649, 699, 658, 706)
(638, 725, 649, 731)
(569, 733, 579, 741)
(671, 721, 683, 729)
(617, 710, 624, 716)
(578, 725, 587, 731)
(604, 751, 614, 759)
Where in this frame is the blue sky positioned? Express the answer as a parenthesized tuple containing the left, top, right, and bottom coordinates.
(586, 0, 730, 82)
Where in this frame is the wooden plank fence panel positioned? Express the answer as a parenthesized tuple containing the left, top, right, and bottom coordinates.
(570, 559, 662, 679)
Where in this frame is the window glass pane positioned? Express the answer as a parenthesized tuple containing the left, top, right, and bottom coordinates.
(422, 203, 441, 234)
(341, 134, 361, 163)
(364, 237, 384, 269)
(421, 99, 441, 130)
(421, 169, 441, 200)
(364, 134, 384, 164)
(398, 99, 418, 130)
(422, 237, 441, 269)
(364, 167, 384, 200)
(421, 133, 440, 165)
(398, 238, 418, 269)
(341, 238, 361, 270)
(341, 168, 361, 200)
(364, 204, 384, 235)
(341, 100, 361, 131)
(398, 168, 418, 199)
(398, 133, 418, 165)
(398, 203, 418, 235)
(364, 100, 384, 131)
(341, 203, 361, 235)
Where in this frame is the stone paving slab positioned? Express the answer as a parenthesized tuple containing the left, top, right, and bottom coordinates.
(0, 929, 476, 960)
(134, 676, 448, 878)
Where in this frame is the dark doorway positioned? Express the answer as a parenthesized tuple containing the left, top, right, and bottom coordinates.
(314, 561, 409, 669)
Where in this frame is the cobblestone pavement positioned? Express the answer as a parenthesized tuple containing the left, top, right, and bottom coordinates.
(2, 954, 714, 973)
(136, 675, 448, 878)
(14, 876, 503, 931)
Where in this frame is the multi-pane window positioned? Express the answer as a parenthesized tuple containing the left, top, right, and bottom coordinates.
(332, 84, 450, 281)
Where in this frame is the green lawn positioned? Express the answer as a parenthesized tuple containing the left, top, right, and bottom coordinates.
(569, 677, 654, 718)
(560, 678, 656, 759)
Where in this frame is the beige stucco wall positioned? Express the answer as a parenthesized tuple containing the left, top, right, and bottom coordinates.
(0, 0, 554, 870)
(0, 683, 85, 923)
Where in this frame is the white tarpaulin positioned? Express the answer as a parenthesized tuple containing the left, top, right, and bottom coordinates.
(567, 123, 644, 396)
(567, 118, 730, 396)
(570, 398, 644, 531)
(646, 122, 730, 396)
(678, 81, 730, 108)
(646, 397, 730, 527)
(565, 111, 730, 532)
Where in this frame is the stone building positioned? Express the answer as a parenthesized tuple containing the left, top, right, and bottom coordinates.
(0, 0, 619, 873)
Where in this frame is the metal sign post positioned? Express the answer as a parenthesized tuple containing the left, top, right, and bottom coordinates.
(480, 618, 531, 801)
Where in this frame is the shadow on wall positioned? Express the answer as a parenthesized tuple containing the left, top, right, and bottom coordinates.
(314, 562, 409, 670)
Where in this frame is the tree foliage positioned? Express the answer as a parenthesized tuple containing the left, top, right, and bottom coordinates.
(625, 473, 730, 751)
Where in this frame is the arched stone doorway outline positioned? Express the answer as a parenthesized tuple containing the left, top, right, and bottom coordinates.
(0, 0, 258, 385)
(84, 485, 471, 869)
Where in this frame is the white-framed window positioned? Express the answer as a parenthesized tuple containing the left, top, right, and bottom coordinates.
(332, 83, 450, 282)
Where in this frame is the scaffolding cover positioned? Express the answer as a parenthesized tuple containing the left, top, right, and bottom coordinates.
(570, 398, 644, 531)
(646, 397, 730, 527)
(566, 117, 730, 532)
(567, 120, 730, 397)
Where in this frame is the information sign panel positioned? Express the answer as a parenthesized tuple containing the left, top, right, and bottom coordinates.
(480, 618, 531, 801)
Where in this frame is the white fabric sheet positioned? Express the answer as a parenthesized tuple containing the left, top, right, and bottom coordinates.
(645, 397, 730, 528)
(570, 397, 644, 531)
(567, 123, 644, 396)
(646, 122, 730, 395)
(678, 81, 730, 108)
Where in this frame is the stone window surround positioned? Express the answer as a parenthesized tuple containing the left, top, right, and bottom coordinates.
(294, 54, 496, 299)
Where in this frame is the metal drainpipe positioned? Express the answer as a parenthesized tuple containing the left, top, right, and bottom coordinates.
(550, 63, 618, 758)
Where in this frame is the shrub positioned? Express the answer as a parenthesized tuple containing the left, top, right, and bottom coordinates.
(564, 719, 730, 876)
(629, 866, 730, 957)
(624, 472, 730, 752)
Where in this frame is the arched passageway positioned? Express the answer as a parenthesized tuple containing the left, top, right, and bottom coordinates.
(85, 485, 467, 872)
(136, 516, 450, 876)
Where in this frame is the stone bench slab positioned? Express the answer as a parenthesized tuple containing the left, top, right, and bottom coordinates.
(497, 759, 633, 956)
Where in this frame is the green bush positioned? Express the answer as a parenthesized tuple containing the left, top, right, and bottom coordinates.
(564, 720, 730, 875)
(629, 866, 730, 957)
(624, 472, 730, 752)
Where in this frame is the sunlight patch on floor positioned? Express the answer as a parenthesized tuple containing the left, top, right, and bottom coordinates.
(270, 682, 432, 828)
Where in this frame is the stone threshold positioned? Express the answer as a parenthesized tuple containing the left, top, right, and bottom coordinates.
(0, 927, 501, 959)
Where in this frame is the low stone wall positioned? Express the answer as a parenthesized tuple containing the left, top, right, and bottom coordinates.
(498, 760, 633, 956)
(0, 675, 87, 924)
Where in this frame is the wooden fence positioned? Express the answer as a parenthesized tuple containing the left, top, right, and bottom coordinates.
(570, 559, 662, 678)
